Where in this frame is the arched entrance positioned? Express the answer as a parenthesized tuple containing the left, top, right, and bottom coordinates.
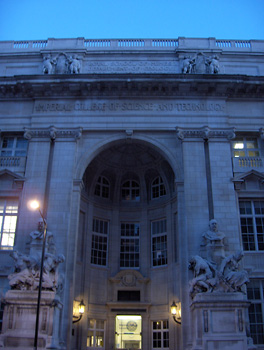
(75, 139, 179, 350)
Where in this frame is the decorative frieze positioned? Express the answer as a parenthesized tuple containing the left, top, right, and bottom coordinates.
(24, 126, 82, 141)
(176, 126, 235, 141)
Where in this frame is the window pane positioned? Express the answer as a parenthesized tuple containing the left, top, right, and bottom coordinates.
(120, 223, 140, 268)
(152, 220, 168, 266)
(0, 199, 18, 249)
(247, 140, 258, 149)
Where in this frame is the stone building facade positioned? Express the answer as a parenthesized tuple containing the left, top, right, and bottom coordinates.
(0, 37, 263, 349)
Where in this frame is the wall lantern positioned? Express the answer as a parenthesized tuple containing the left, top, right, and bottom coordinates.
(170, 301, 181, 325)
(72, 300, 85, 324)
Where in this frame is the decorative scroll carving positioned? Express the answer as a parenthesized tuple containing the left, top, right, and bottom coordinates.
(189, 220, 249, 298)
(8, 221, 65, 292)
(176, 126, 235, 141)
(24, 126, 82, 141)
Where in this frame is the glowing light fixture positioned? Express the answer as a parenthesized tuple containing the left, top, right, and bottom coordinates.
(171, 301, 181, 325)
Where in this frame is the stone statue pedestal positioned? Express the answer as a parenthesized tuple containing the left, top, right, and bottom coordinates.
(190, 293, 254, 350)
(0, 290, 62, 349)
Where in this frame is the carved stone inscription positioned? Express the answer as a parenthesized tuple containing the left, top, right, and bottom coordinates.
(87, 61, 177, 73)
(34, 100, 225, 114)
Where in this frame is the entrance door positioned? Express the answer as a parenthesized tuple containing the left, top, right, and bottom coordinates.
(115, 315, 142, 349)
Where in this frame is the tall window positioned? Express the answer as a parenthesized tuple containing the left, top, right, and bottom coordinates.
(120, 223, 140, 268)
(94, 176, 110, 199)
(121, 180, 140, 201)
(239, 200, 264, 251)
(232, 138, 260, 158)
(0, 199, 19, 250)
(1, 136, 28, 156)
(152, 219, 167, 266)
(87, 319, 105, 349)
(91, 218, 108, 266)
(152, 320, 169, 349)
(152, 177, 166, 199)
(247, 280, 264, 345)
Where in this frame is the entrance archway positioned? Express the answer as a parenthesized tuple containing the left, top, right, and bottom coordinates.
(77, 139, 178, 349)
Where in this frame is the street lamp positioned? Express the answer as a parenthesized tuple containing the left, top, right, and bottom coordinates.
(29, 200, 47, 350)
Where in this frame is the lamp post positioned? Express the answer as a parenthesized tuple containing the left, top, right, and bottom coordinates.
(29, 200, 47, 350)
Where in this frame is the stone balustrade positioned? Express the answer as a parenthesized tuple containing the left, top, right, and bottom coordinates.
(0, 37, 263, 52)
(232, 156, 264, 172)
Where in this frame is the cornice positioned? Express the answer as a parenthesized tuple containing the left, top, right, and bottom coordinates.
(0, 74, 263, 99)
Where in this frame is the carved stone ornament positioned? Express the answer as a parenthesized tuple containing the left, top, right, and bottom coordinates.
(42, 55, 56, 74)
(8, 221, 65, 292)
(42, 53, 82, 74)
(181, 52, 220, 74)
(189, 219, 249, 298)
(176, 126, 235, 141)
(24, 126, 82, 141)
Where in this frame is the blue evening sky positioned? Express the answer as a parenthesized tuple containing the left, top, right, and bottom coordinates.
(0, 0, 263, 41)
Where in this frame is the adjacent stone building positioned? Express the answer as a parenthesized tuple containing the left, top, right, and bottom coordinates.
(0, 37, 263, 350)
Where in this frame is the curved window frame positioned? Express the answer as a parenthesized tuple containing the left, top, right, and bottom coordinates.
(94, 176, 110, 199)
(121, 180, 140, 201)
(151, 176, 166, 199)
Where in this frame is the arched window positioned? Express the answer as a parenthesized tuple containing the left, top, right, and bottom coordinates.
(121, 180, 140, 201)
(94, 176, 110, 198)
(152, 176, 166, 199)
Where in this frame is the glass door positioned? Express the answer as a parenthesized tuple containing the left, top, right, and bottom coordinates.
(115, 315, 142, 349)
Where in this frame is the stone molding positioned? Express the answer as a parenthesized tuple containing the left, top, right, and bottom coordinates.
(176, 126, 236, 141)
(1, 75, 264, 99)
(24, 126, 82, 141)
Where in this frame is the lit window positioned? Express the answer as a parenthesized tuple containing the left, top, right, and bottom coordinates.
(121, 180, 140, 201)
(0, 199, 18, 250)
(1, 136, 28, 157)
(91, 218, 108, 266)
(152, 177, 166, 199)
(247, 280, 264, 345)
(94, 176, 110, 199)
(239, 200, 264, 251)
(152, 320, 169, 349)
(152, 219, 167, 266)
(232, 138, 259, 158)
(87, 319, 105, 349)
(120, 223, 140, 268)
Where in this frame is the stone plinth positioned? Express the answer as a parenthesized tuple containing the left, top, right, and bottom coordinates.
(190, 293, 252, 350)
(0, 290, 62, 349)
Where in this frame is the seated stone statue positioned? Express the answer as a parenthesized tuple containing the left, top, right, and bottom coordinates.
(219, 251, 249, 292)
(189, 255, 217, 297)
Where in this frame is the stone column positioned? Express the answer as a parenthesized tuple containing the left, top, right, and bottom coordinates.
(41, 128, 83, 348)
